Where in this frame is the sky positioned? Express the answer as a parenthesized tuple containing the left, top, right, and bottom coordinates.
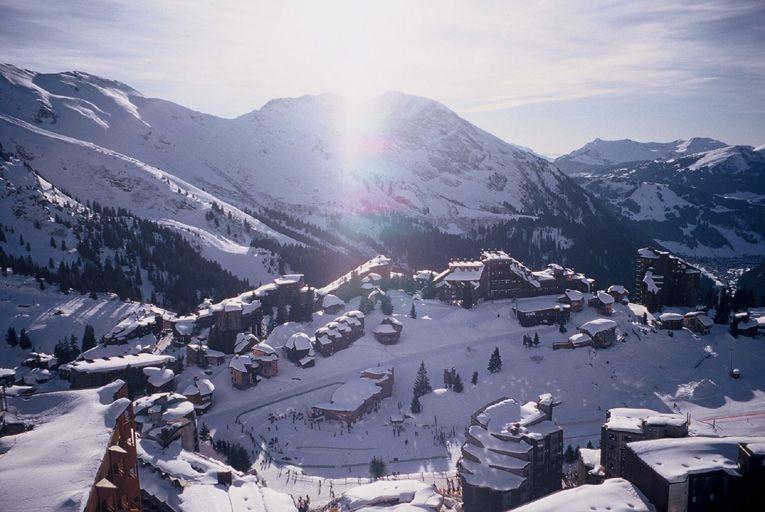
(1, 0, 764, 156)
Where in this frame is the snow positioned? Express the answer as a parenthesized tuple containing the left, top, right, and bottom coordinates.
(374, 323, 398, 334)
(642, 271, 661, 294)
(337, 480, 443, 511)
(659, 313, 684, 322)
(513, 478, 655, 512)
(322, 294, 345, 309)
(564, 289, 583, 301)
(143, 366, 176, 387)
(285, 332, 313, 351)
(0, 381, 131, 512)
(578, 318, 617, 335)
(229, 354, 255, 372)
(66, 352, 175, 373)
(638, 247, 659, 259)
(604, 408, 687, 434)
(627, 436, 765, 483)
(315, 377, 383, 412)
(596, 290, 614, 305)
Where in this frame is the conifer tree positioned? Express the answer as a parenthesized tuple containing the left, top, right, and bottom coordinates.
(82, 325, 97, 352)
(19, 328, 32, 349)
(410, 394, 422, 414)
(533, 332, 540, 347)
(564, 444, 576, 463)
(276, 303, 288, 325)
(6, 326, 18, 347)
(369, 456, 387, 479)
(453, 372, 464, 393)
(413, 361, 432, 397)
(410, 302, 417, 319)
(461, 285, 474, 309)
(471, 371, 478, 385)
(381, 293, 393, 315)
(488, 347, 502, 373)
(714, 289, 731, 324)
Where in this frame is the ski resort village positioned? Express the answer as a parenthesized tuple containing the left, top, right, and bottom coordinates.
(2, 246, 765, 512)
(1, 6, 765, 509)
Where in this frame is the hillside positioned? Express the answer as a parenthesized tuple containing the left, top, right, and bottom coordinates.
(554, 137, 727, 175)
(0, 63, 653, 287)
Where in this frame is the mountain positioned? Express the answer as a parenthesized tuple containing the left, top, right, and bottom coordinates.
(573, 145, 765, 275)
(0, 63, 653, 289)
(554, 137, 728, 175)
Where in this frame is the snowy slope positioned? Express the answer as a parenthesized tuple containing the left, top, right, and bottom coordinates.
(0, 63, 652, 287)
(576, 145, 765, 259)
(555, 137, 727, 175)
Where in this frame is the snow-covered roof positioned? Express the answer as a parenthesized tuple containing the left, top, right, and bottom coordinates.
(374, 323, 397, 334)
(596, 290, 615, 304)
(0, 381, 132, 512)
(569, 333, 592, 346)
(285, 332, 313, 351)
(345, 310, 365, 319)
(229, 354, 255, 373)
(337, 480, 442, 511)
(604, 408, 687, 434)
(513, 478, 654, 512)
(514, 295, 570, 313)
(134, 393, 195, 423)
(274, 274, 303, 286)
(315, 378, 382, 412)
(446, 261, 484, 283)
(738, 319, 759, 330)
(68, 353, 175, 374)
(414, 269, 437, 281)
(143, 366, 175, 387)
(322, 293, 345, 309)
(578, 447, 602, 473)
(579, 318, 617, 335)
(182, 378, 215, 397)
(608, 284, 627, 295)
(479, 252, 541, 288)
(638, 247, 660, 259)
(628, 436, 765, 483)
(659, 312, 684, 322)
(234, 332, 258, 353)
(564, 289, 583, 301)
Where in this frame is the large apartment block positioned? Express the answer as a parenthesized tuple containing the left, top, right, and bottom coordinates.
(636, 247, 700, 312)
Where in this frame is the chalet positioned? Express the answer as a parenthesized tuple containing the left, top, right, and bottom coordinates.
(552, 332, 594, 350)
(513, 296, 571, 327)
(578, 318, 618, 348)
(142, 366, 176, 393)
(181, 377, 215, 413)
(557, 289, 584, 311)
(229, 354, 260, 389)
(588, 290, 615, 315)
(658, 312, 684, 330)
(683, 311, 713, 335)
(22, 351, 58, 370)
(607, 285, 629, 303)
(458, 394, 563, 511)
(314, 313, 365, 356)
(64, 352, 175, 389)
(314, 326, 344, 357)
(0, 381, 142, 512)
(321, 293, 345, 314)
(251, 342, 279, 377)
(636, 247, 700, 312)
(171, 315, 196, 343)
(133, 392, 198, 451)
(374, 316, 404, 344)
(234, 332, 259, 354)
(312, 367, 394, 424)
(733, 312, 759, 337)
(440, 260, 485, 305)
(284, 332, 316, 368)
(413, 269, 438, 287)
(600, 407, 688, 478)
(623, 436, 765, 512)
(186, 343, 225, 367)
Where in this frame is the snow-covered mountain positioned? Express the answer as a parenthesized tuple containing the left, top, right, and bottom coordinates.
(554, 137, 728, 175)
(0, 63, 652, 287)
(576, 145, 765, 261)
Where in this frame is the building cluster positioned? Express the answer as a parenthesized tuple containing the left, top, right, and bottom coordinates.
(458, 394, 563, 511)
(60, 352, 176, 389)
(133, 392, 199, 452)
(0, 381, 142, 512)
(373, 316, 404, 344)
(636, 247, 701, 312)
(430, 250, 594, 306)
(314, 311, 365, 356)
(228, 336, 280, 389)
(312, 367, 394, 425)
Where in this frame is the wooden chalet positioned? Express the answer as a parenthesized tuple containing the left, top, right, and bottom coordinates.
(284, 332, 316, 368)
(512, 297, 571, 327)
(683, 311, 713, 335)
(229, 354, 260, 389)
(557, 288, 584, 311)
(578, 319, 618, 348)
(588, 290, 615, 315)
(658, 312, 684, 330)
(373, 316, 404, 344)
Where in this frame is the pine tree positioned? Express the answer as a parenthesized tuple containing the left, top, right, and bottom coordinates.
(82, 325, 97, 352)
(413, 361, 432, 397)
(200, 422, 210, 441)
(564, 444, 576, 463)
(276, 303, 288, 325)
(488, 347, 502, 373)
(642, 311, 648, 325)
(714, 289, 731, 324)
(302, 289, 315, 322)
(19, 328, 32, 350)
(410, 302, 417, 319)
(6, 327, 18, 347)
(369, 456, 387, 479)
(586, 440, 594, 449)
(453, 372, 464, 393)
(381, 293, 393, 315)
(69, 334, 81, 360)
(288, 293, 303, 322)
(410, 394, 422, 414)
(471, 371, 478, 385)
(533, 332, 540, 347)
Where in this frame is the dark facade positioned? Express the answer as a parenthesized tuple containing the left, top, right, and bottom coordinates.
(636, 247, 700, 312)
